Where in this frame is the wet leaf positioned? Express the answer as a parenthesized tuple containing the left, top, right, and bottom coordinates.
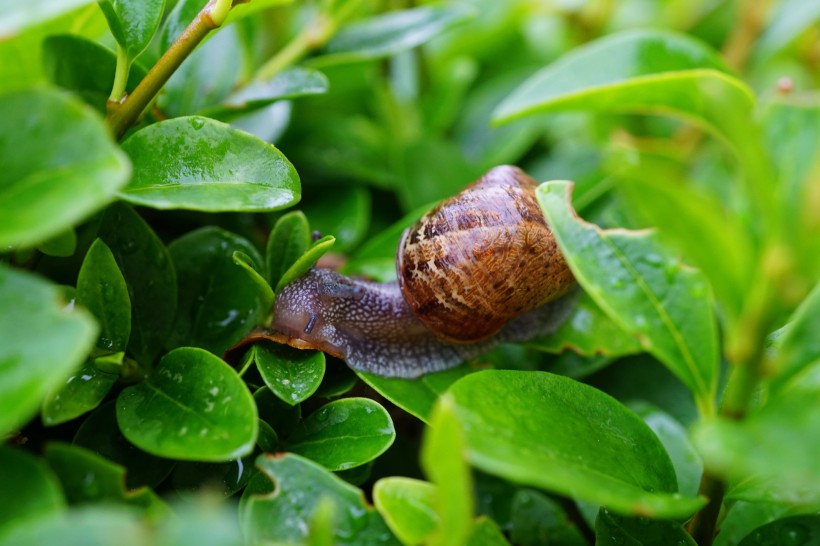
(253, 344, 325, 406)
(98, 0, 164, 59)
(373, 478, 437, 545)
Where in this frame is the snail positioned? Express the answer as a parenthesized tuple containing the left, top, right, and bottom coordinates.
(248, 165, 576, 378)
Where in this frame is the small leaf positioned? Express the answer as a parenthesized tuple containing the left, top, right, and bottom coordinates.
(167, 227, 265, 355)
(0, 265, 98, 436)
(44, 442, 168, 520)
(253, 344, 325, 406)
(285, 398, 395, 471)
(0, 88, 130, 248)
(421, 397, 473, 546)
(594, 509, 696, 545)
(119, 116, 300, 212)
(240, 453, 399, 545)
(42, 361, 118, 426)
(357, 364, 475, 423)
(275, 235, 336, 292)
(771, 280, 820, 392)
(468, 517, 511, 546)
(510, 489, 585, 546)
(537, 181, 718, 413)
(98, 203, 176, 365)
(98, 0, 165, 59)
(0, 0, 96, 37)
(373, 478, 438, 546)
(315, 5, 474, 66)
(449, 370, 705, 519)
(266, 211, 311, 288)
(77, 238, 131, 352)
(116, 347, 258, 462)
(37, 228, 77, 257)
(0, 506, 148, 546)
(303, 186, 371, 253)
(737, 515, 820, 546)
(232, 251, 275, 325)
(0, 446, 64, 528)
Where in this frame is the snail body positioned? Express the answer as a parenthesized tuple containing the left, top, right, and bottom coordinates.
(268, 166, 575, 378)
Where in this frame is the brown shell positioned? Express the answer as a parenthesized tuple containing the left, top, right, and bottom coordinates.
(397, 165, 574, 343)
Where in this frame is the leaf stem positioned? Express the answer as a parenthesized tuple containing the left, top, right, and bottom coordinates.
(254, 13, 334, 81)
(106, 0, 227, 140)
(687, 473, 726, 546)
(109, 44, 131, 103)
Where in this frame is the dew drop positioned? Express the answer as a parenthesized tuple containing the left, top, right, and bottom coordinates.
(779, 521, 810, 546)
(191, 117, 205, 130)
(315, 408, 330, 422)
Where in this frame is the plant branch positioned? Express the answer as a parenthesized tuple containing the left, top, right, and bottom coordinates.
(106, 0, 233, 140)
(254, 13, 334, 81)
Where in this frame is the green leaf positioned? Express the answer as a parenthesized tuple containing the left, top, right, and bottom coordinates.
(275, 235, 336, 293)
(0, 446, 64, 528)
(0, 0, 96, 37)
(241, 454, 399, 545)
(253, 386, 301, 438)
(74, 401, 175, 489)
(119, 116, 300, 212)
(315, 5, 474, 66)
(770, 279, 820, 393)
(167, 227, 265, 355)
(537, 181, 718, 413)
(253, 344, 325, 406)
(493, 30, 754, 146)
(171, 454, 256, 498)
(594, 509, 696, 545)
(373, 478, 438, 545)
(527, 290, 642, 357)
(304, 186, 371, 253)
(116, 347, 258, 462)
(0, 87, 130, 249)
(0, 506, 148, 546)
(449, 370, 705, 518)
(509, 489, 585, 546)
(98, 0, 165, 59)
(421, 397, 473, 546)
(357, 364, 475, 423)
(0, 265, 98, 436)
(752, 0, 820, 61)
(77, 238, 131, 352)
(266, 210, 311, 288)
(98, 203, 176, 365)
(42, 361, 118, 426)
(737, 515, 820, 546)
(37, 228, 77, 257)
(44, 442, 168, 520)
(231, 251, 275, 325)
(42, 34, 147, 113)
(285, 398, 395, 471)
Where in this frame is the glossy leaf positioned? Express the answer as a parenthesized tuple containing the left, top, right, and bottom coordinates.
(494, 31, 753, 143)
(737, 515, 820, 546)
(275, 235, 336, 292)
(266, 210, 311, 288)
(449, 370, 705, 518)
(357, 364, 475, 423)
(44, 442, 168, 520)
(0, 265, 97, 435)
(510, 489, 585, 546)
(116, 347, 258, 462)
(37, 228, 77, 257)
(0, 0, 96, 37)
(42, 34, 147, 113)
(0, 88, 130, 248)
(240, 453, 399, 545)
(119, 116, 300, 212)
(316, 5, 474, 65)
(73, 401, 175, 489)
(98, 203, 176, 365)
(77, 238, 131, 352)
(231, 251, 275, 325)
(468, 517, 511, 546)
(285, 398, 395, 471)
(421, 397, 473, 546)
(771, 280, 820, 392)
(42, 361, 118, 426)
(0, 446, 64, 528)
(98, 0, 164, 59)
(595, 509, 696, 545)
(0, 506, 148, 546)
(253, 344, 325, 406)
(527, 290, 642, 357)
(167, 227, 265, 355)
(171, 454, 256, 498)
(303, 186, 371, 253)
(373, 478, 438, 545)
(537, 182, 718, 413)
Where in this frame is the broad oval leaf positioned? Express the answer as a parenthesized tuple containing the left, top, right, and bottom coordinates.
(98, 203, 176, 366)
(0, 88, 130, 248)
(448, 370, 705, 518)
(253, 344, 325, 406)
(42, 361, 118, 426)
(119, 116, 300, 212)
(373, 478, 438, 546)
(0, 0, 96, 37)
(315, 5, 474, 66)
(0, 446, 64, 528)
(0, 265, 98, 436)
(285, 398, 395, 471)
(240, 453, 400, 545)
(537, 181, 718, 414)
(493, 29, 754, 146)
(116, 347, 258, 462)
(167, 227, 265, 355)
(98, 0, 164, 59)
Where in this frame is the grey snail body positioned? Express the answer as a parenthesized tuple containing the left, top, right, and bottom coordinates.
(264, 165, 576, 378)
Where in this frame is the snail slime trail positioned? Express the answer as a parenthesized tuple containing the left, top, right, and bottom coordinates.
(268, 166, 576, 378)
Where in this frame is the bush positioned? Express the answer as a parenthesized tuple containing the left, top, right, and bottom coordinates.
(1, 1, 818, 545)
